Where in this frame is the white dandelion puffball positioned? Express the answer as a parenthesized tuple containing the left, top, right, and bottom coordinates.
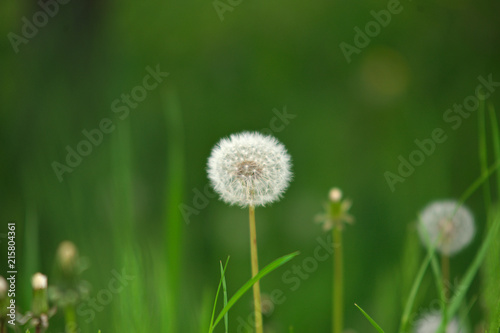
(418, 200, 475, 256)
(207, 132, 292, 207)
(414, 312, 464, 333)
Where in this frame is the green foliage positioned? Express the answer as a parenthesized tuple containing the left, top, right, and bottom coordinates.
(354, 303, 385, 333)
(2, 0, 500, 331)
(210, 252, 300, 332)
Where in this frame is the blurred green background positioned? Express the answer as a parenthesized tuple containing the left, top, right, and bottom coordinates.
(1, 0, 500, 331)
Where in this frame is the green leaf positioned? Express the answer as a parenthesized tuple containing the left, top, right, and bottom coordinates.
(429, 254, 447, 333)
(211, 251, 300, 330)
(354, 303, 385, 333)
(447, 211, 500, 319)
(399, 240, 436, 333)
(478, 98, 492, 213)
(209, 257, 230, 333)
(220, 260, 229, 333)
(489, 104, 500, 197)
(456, 161, 500, 214)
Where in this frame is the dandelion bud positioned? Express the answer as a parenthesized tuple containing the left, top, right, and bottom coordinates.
(31, 273, 49, 316)
(0, 276, 7, 299)
(414, 312, 463, 333)
(329, 188, 342, 202)
(32, 273, 47, 290)
(207, 132, 292, 207)
(56, 241, 79, 276)
(0, 276, 8, 318)
(418, 200, 475, 256)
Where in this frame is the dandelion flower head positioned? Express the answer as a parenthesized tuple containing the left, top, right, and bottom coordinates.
(207, 132, 292, 207)
(418, 200, 475, 256)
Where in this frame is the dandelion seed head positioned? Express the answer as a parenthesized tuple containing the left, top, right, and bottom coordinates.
(414, 312, 464, 333)
(207, 132, 292, 207)
(418, 200, 475, 256)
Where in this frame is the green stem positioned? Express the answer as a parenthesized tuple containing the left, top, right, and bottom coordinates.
(249, 205, 263, 333)
(65, 304, 77, 333)
(441, 254, 450, 303)
(333, 224, 343, 333)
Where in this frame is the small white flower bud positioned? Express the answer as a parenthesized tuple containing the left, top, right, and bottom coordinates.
(0, 276, 7, 298)
(32, 273, 48, 290)
(57, 241, 79, 274)
(329, 188, 342, 202)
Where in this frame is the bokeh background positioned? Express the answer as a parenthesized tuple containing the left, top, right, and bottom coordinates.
(1, 0, 500, 331)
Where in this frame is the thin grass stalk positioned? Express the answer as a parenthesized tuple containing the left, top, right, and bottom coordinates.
(333, 224, 343, 333)
(441, 254, 450, 302)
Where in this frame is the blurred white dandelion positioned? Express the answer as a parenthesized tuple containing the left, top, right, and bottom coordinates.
(0, 276, 7, 298)
(418, 200, 475, 256)
(207, 131, 292, 207)
(414, 311, 465, 333)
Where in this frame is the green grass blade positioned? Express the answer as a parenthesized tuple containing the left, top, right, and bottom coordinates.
(456, 161, 500, 213)
(430, 255, 448, 333)
(211, 251, 300, 330)
(429, 255, 445, 303)
(399, 242, 436, 333)
(354, 303, 386, 333)
(220, 260, 229, 333)
(479, 98, 492, 213)
(489, 104, 500, 199)
(209, 257, 230, 333)
(447, 211, 500, 319)
(163, 88, 185, 332)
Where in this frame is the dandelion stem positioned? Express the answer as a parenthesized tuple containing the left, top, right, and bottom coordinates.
(441, 254, 450, 302)
(249, 205, 263, 333)
(333, 223, 343, 333)
(65, 304, 77, 333)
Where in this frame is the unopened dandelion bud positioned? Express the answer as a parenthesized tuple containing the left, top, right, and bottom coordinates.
(418, 200, 475, 256)
(57, 241, 79, 276)
(32, 273, 47, 290)
(0, 276, 7, 299)
(31, 273, 49, 316)
(0, 276, 8, 317)
(329, 188, 342, 202)
(207, 132, 292, 207)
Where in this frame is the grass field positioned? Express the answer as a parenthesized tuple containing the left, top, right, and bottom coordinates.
(1, 0, 500, 332)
